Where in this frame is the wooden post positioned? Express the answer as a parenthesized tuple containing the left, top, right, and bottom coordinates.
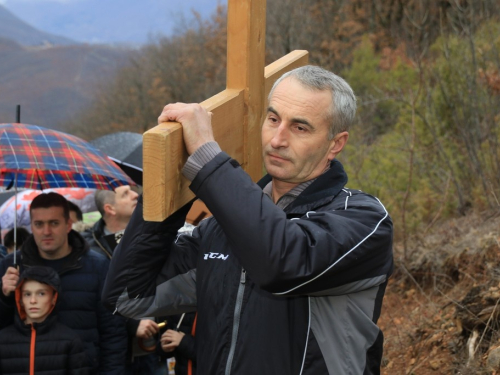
(143, 0, 308, 221)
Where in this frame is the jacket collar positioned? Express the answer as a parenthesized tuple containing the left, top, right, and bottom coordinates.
(257, 159, 348, 213)
(21, 230, 89, 272)
(14, 313, 58, 336)
(91, 217, 107, 237)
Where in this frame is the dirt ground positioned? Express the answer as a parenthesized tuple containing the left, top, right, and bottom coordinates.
(378, 210, 500, 375)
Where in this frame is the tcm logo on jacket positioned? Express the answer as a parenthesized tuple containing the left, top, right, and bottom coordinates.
(203, 252, 229, 260)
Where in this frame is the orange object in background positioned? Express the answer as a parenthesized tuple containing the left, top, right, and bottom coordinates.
(186, 200, 212, 226)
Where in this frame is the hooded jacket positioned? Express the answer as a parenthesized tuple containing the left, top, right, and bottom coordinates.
(0, 266, 90, 375)
(0, 230, 127, 374)
(103, 155, 394, 375)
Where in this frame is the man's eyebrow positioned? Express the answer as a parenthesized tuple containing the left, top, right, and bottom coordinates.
(267, 106, 313, 129)
(267, 106, 279, 117)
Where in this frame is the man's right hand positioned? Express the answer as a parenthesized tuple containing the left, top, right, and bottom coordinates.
(136, 319, 160, 339)
(157, 103, 215, 155)
(1, 267, 19, 297)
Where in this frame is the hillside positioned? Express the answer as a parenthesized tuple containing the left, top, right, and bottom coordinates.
(380, 209, 500, 374)
(0, 4, 133, 129)
(0, 39, 132, 129)
(0, 5, 74, 46)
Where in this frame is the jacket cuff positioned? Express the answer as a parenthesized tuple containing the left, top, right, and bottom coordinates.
(126, 318, 141, 338)
(182, 141, 222, 181)
(189, 152, 233, 194)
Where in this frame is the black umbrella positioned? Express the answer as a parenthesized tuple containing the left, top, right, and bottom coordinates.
(90, 132, 143, 185)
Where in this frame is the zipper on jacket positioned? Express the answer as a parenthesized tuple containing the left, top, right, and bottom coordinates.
(92, 231, 113, 259)
(30, 324, 36, 375)
(224, 268, 246, 375)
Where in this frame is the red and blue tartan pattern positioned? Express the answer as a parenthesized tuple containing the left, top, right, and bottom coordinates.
(0, 123, 135, 191)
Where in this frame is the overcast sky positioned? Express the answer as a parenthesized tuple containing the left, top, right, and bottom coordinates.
(1, 0, 224, 45)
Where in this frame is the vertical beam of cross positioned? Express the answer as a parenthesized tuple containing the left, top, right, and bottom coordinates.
(226, 0, 266, 179)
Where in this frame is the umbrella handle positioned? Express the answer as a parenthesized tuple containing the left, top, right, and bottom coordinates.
(13, 173, 17, 266)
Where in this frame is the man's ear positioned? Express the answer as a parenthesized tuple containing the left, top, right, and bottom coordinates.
(327, 131, 349, 161)
(103, 203, 116, 217)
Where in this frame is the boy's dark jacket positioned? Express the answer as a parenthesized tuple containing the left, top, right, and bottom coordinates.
(0, 266, 90, 374)
(0, 230, 127, 374)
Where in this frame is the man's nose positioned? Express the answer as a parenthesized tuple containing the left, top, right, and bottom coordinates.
(270, 124, 289, 149)
(30, 295, 37, 304)
(42, 224, 51, 235)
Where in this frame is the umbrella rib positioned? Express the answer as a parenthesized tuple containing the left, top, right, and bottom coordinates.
(108, 157, 143, 172)
(5, 129, 20, 170)
(27, 127, 49, 189)
(39, 127, 75, 189)
(26, 126, 42, 170)
(38, 126, 60, 169)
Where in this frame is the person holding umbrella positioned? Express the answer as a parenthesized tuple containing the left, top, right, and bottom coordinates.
(0, 192, 128, 374)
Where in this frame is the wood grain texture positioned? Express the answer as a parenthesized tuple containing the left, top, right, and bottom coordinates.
(226, 0, 266, 181)
(143, 89, 244, 221)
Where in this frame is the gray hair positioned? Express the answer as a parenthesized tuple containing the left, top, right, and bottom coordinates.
(268, 65, 357, 139)
(94, 189, 116, 216)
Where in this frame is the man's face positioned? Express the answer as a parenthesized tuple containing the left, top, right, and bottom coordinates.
(112, 185, 139, 221)
(21, 280, 56, 324)
(31, 206, 72, 260)
(262, 77, 339, 185)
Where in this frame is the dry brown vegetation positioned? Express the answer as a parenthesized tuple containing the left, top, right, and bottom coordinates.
(381, 209, 500, 374)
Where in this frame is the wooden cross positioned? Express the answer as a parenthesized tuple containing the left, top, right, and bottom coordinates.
(143, 0, 308, 221)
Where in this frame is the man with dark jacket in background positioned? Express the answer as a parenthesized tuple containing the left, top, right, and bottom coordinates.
(83, 185, 139, 258)
(0, 192, 127, 374)
(102, 66, 394, 374)
(82, 186, 163, 374)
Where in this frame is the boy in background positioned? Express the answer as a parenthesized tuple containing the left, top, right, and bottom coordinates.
(0, 266, 89, 374)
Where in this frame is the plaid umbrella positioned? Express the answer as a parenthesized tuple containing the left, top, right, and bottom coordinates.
(0, 123, 135, 190)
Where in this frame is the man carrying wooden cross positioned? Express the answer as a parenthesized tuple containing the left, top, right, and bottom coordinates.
(103, 65, 394, 375)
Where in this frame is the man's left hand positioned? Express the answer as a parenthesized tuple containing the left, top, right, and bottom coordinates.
(160, 329, 185, 352)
